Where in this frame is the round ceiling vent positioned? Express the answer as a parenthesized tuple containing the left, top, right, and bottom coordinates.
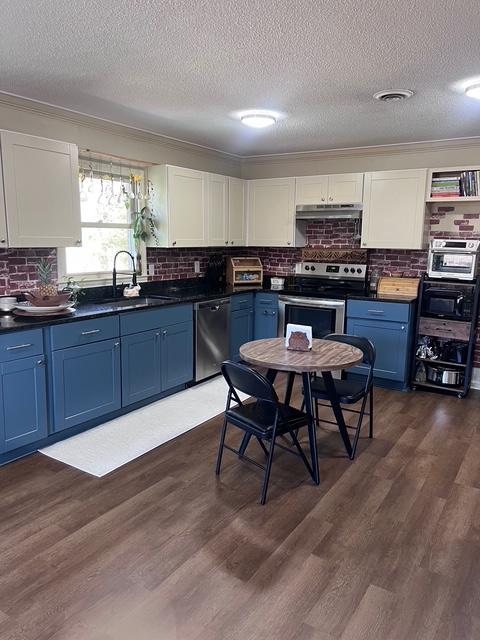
(373, 89, 415, 102)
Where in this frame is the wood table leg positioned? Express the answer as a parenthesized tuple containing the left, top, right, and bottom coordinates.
(321, 370, 353, 459)
(238, 368, 278, 457)
(302, 372, 320, 484)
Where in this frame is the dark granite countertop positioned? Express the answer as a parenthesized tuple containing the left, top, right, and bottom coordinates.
(0, 282, 264, 334)
(0, 279, 417, 335)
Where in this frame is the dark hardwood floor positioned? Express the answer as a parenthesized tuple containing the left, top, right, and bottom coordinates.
(1, 377, 479, 640)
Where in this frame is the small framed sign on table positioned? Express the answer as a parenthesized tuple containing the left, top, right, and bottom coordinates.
(285, 323, 313, 351)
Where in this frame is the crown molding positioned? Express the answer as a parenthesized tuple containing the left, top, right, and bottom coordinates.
(240, 136, 480, 166)
(1, 92, 480, 167)
(0, 93, 240, 163)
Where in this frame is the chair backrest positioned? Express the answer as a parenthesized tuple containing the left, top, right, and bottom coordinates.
(221, 360, 279, 405)
(325, 334, 376, 367)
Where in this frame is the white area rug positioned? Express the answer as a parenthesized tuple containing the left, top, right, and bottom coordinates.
(39, 376, 245, 477)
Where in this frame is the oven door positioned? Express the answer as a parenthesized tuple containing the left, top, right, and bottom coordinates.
(278, 296, 345, 339)
(428, 250, 476, 280)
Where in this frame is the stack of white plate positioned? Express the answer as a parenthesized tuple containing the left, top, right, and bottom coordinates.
(13, 302, 75, 317)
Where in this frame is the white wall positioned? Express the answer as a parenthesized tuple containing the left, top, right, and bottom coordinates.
(0, 94, 241, 177)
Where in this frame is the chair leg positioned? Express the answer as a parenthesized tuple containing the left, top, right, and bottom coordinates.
(369, 387, 374, 439)
(260, 437, 276, 505)
(350, 394, 368, 460)
(290, 429, 314, 480)
(256, 437, 269, 457)
(215, 415, 229, 475)
(314, 397, 319, 423)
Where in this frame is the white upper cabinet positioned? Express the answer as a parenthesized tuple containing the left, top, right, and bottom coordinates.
(247, 177, 296, 247)
(295, 173, 363, 205)
(0, 157, 8, 247)
(295, 175, 329, 205)
(327, 173, 364, 203)
(168, 166, 206, 247)
(206, 173, 228, 246)
(361, 169, 428, 250)
(0, 131, 81, 248)
(227, 177, 246, 246)
(148, 165, 206, 248)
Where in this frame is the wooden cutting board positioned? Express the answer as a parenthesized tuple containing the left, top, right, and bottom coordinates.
(377, 277, 420, 297)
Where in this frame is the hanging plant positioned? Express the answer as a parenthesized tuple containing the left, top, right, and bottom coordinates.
(133, 206, 159, 246)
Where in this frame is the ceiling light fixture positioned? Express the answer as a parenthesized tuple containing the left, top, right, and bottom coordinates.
(240, 113, 277, 128)
(465, 83, 480, 99)
(373, 89, 414, 102)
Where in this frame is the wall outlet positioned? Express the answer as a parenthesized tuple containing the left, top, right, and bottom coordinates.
(194, 260, 200, 273)
(148, 263, 155, 276)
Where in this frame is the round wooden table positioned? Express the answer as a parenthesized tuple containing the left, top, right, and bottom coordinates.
(239, 337, 363, 483)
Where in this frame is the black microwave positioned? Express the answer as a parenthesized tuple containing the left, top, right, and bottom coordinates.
(421, 282, 475, 321)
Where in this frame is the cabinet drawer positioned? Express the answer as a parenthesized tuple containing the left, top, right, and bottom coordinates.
(255, 292, 278, 307)
(50, 316, 119, 350)
(231, 292, 254, 311)
(0, 329, 43, 362)
(120, 304, 192, 335)
(347, 300, 410, 323)
(419, 317, 470, 341)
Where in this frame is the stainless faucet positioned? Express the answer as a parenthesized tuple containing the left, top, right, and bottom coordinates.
(112, 251, 138, 298)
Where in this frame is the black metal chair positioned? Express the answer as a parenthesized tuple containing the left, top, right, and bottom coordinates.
(217, 360, 315, 505)
(309, 334, 375, 460)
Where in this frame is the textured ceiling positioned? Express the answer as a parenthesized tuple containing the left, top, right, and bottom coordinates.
(1, 0, 480, 156)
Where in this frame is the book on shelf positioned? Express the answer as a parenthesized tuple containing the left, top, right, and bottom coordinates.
(430, 170, 480, 197)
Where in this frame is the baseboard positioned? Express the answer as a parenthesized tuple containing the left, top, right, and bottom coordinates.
(471, 367, 480, 390)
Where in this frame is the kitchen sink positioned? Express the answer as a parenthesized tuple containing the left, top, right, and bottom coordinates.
(94, 295, 180, 310)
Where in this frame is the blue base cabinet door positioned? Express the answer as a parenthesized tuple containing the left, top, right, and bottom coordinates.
(254, 293, 279, 340)
(161, 321, 193, 391)
(230, 308, 254, 361)
(52, 339, 121, 431)
(122, 330, 161, 406)
(346, 318, 409, 382)
(0, 355, 48, 453)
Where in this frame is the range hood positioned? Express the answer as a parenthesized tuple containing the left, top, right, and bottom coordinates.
(295, 203, 363, 220)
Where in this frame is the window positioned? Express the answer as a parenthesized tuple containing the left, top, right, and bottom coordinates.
(58, 158, 148, 282)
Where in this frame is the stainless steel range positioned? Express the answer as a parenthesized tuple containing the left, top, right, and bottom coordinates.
(278, 262, 368, 340)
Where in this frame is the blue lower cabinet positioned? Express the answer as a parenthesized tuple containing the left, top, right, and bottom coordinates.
(160, 321, 193, 390)
(0, 355, 48, 453)
(254, 293, 279, 340)
(122, 330, 161, 406)
(52, 339, 121, 431)
(346, 317, 409, 382)
(230, 307, 254, 361)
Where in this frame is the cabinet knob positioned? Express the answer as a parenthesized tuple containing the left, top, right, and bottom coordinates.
(225, 240, 229, 245)
(75, 240, 81, 246)
(172, 241, 176, 246)
(231, 241, 234, 245)
(114, 342, 120, 347)
(401, 326, 405, 330)
(362, 242, 367, 247)
(37, 359, 45, 366)
(287, 241, 291, 245)
(321, 198, 325, 202)
(162, 330, 167, 337)
(0, 239, 6, 244)
(329, 197, 333, 201)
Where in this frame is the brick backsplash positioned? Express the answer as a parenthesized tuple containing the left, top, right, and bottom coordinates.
(0, 248, 57, 295)
(2, 211, 480, 368)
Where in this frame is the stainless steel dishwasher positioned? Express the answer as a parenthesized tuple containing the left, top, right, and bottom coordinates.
(194, 297, 230, 381)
